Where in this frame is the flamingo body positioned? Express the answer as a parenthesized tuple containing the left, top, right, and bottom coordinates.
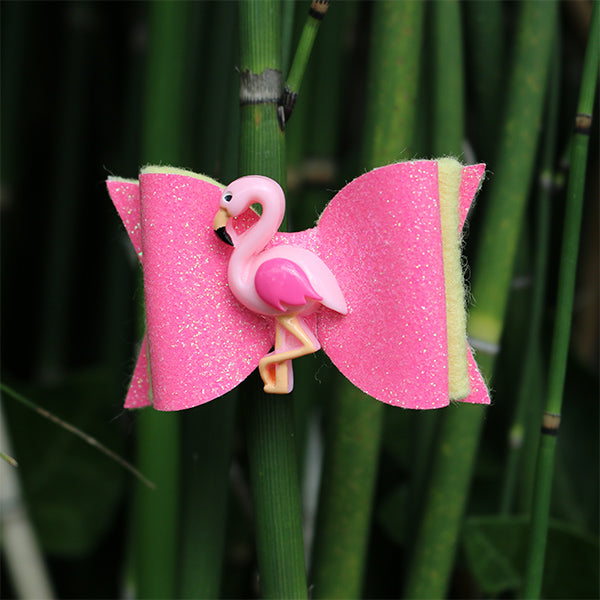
(255, 258, 322, 312)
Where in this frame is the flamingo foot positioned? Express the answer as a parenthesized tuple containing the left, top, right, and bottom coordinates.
(261, 358, 293, 394)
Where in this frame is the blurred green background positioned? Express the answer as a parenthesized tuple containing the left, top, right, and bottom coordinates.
(1, 1, 597, 598)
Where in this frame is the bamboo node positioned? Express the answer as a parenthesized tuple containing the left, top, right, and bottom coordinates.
(541, 412, 561, 436)
(309, 0, 330, 21)
(574, 112, 592, 135)
(239, 68, 282, 106)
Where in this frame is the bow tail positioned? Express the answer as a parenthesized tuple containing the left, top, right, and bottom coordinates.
(316, 160, 490, 409)
(107, 178, 152, 407)
(108, 170, 275, 411)
(457, 163, 489, 405)
(466, 347, 490, 405)
(124, 337, 152, 408)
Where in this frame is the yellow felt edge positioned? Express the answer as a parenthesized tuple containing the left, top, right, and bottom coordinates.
(107, 176, 138, 184)
(438, 157, 470, 400)
(140, 165, 226, 189)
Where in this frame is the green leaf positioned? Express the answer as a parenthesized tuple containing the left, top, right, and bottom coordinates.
(462, 515, 600, 598)
(462, 517, 522, 594)
(4, 368, 127, 556)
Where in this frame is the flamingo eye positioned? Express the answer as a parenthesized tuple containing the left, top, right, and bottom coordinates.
(223, 192, 232, 203)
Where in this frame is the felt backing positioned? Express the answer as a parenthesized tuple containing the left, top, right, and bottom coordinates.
(438, 158, 470, 399)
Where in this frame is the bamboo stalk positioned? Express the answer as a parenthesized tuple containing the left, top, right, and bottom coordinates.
(431, 0, 464, 157)
(238, 2, 307, 598)
(310, 3, 424, 598)
(0, 1, 32, 189)
(405, 0, 464, 562)
(464, 0, 505, 160)
(281, 1, 296, 77)
(135, 3, 190, 598)
(280, 1, 331, 126)
(523, 5, 599, 597)
(178, 395, 236, 598)
(361, 1, 424, 168)
(191, 1, 238, 177)
(467, 1, 558, 352)
(310, 381, 384, 599)
(177, 6, 240, 597)
(500, 41, 561, 515)
(37, 2, 93, 382)
(404, 3, 559, 598)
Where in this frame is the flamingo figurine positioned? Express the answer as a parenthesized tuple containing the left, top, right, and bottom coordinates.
(212, 175, 347, 394)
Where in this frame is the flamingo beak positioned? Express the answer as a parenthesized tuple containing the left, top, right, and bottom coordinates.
(213, 207, 233, 246)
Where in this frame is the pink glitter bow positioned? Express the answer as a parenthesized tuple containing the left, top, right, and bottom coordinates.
(107, 160, 490, 411)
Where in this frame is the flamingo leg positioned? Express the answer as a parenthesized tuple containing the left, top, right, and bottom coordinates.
(259, 315, 319, 394)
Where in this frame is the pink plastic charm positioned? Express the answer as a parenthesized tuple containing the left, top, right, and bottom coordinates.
(107, 161, 490, 411)
(212, 175, 347, 393)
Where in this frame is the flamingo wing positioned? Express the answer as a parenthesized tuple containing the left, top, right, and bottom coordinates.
(255, 258, 322, 311)
(107, 169, 272, 411)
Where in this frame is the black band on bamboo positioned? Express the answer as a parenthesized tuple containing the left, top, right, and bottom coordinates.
(541, 412, 561, 436)
(277, 86, 298, 130)
(574, 113, 592, 135)
(239, 68, 282, 106)
(309, 0, 330, 21)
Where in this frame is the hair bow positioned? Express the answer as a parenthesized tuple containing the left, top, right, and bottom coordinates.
(107, 158, 490, 411)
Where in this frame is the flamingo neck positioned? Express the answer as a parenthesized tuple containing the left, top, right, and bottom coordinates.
(229, 194, 284, 285)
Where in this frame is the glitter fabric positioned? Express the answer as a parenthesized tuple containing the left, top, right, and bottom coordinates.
(107, 160, 490, 411)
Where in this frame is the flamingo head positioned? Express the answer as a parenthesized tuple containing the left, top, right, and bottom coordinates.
(213, 176, 285, 247)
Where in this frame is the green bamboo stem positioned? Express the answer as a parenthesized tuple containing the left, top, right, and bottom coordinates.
(404, 3, 558, 598)
(178, 395, 236, 598)
(523, 5, 599, 597)
(177, 6, 240, 597)
(310, 381, 384, 599)
(181, 1, 208, 169)
(244, 386, 308, 599)
(279, 1, 331, 128)
(141, 2, 188, 163)
(404, 0, 464, 561)
(238, 0, 285, 185)
(0, 1, 32, 189)
(135, 3, 190, 598)
(286, 1, 330, 96)
(500, 43, 561, 515)
(190, 1, 238, 177)
(103, 4, 145, 400)
(361, 1, 424, 167)
(286, 2, 356, 475)
(431, 0, 464, 157)
(281, 1, 296, 77)
(310, 3, 424, 598)
(239, 2, 307, 598)
(467, 1, 558, 351)
(464, 0, 505, 160)
(37, 2, 93, 381)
